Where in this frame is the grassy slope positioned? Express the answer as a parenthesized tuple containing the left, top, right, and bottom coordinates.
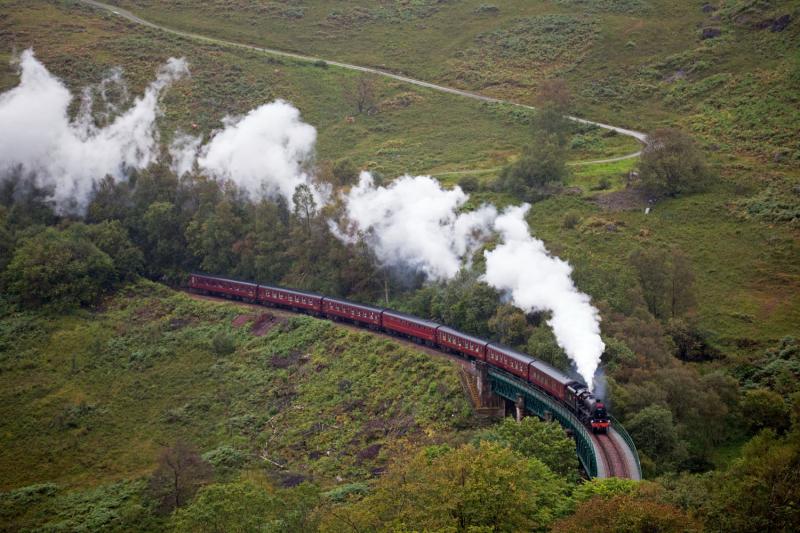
(0, 282, 474, 492)
(109, 0, 799, 154)
(0, 0, 636, 179)
(1, 2, 798, 351)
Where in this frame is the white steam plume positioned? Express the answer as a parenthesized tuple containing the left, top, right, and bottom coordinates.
(195, 100, 326, 206)
(332, 172, 497, 280)
(0, 49, 188, 212)
(333, 173, 604, 389)
(169, 132, 202, 177)
(482, 205, 605, 390)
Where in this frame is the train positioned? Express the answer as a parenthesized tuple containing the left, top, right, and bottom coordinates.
(189, 273, 611, 433)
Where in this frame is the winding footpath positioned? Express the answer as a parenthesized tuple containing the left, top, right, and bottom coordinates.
(79, 0, 646, 167)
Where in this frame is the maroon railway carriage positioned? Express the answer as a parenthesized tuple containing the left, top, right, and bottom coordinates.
(528, 360, 571, 401)
(190, 273, 257, 301)
(486, 343, 533, 381)
(257, 285, 322, 313)
(437, 326, 488, 360)
(382, 310, 440, 344)
(322, 297, 383, 327)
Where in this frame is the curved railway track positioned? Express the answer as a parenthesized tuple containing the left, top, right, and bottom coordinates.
(595, 432, 630, 478)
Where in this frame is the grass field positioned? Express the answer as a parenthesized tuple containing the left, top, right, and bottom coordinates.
(104, 0, 800, 159)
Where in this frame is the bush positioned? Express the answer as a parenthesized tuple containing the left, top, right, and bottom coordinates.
(562, 211, 581, 229)
(211, 332, 236, 356)
(458, 175, 480, 193)
(474, 4, 499, 15)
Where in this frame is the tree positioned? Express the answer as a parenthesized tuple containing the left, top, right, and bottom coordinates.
(292, 184, 318, 237)
(668, 248, 695, 318)
(626, 405, 682, 471)
(319, 442, 567, 532)
(740, 388, 790, 434)
(0, 208, 14, 272)
(554, 490, 700, 532)
(629, 248, 669, 319)
(2, 227, 115, 309)
(423, 271, 500, 338)
(473, 417, 579, 478)
(666, 318, 719, 362)
(148, 440, 213, 515)
(534, 78, 572, 146)
(702, 430, 800, 532)
(332, 158, 359, 187)
(186, 199, 243, 275)
(640, 128, 711, 197)
(496, 135, 568, 201)
(345, 74, 377, 115)
(72, 221, 144, 281)
(86, 175, 131, 223)
(488, 304, 530, 347)
(142, 201, 186, 280)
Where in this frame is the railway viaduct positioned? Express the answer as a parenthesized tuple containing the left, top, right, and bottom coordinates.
(462, 361, 642, 480)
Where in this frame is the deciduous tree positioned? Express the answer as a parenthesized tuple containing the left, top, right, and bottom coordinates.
(148, 440, 213, 515)
(640, 128, 711, 197)
(319, 442, 567, 532)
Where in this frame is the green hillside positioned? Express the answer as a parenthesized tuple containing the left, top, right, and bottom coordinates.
(0, 282, 475, 529)
(1, 0, 800, 530)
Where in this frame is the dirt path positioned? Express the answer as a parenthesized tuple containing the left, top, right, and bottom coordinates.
(78, 0, 645, 167)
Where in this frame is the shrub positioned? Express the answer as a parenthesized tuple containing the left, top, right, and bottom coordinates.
(458, 175, 480, 192)
(212, 332, 236, 356)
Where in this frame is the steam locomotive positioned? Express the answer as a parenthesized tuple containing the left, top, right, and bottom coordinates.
(189, 273, 611, 433)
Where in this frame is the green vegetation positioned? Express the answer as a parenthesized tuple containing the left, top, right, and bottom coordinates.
(1, 0, 799, 530)
(0, 282, 475, 529)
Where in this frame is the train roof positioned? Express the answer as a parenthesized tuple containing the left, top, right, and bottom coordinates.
(192, 273, 258, 288)
(259, 284, 324, 299)
(530, 359, 573, 386)
(437, 326, 490, 346)
(322, 296, 385, 314)
(382, 309, 441, 329)
(486, 343, 536, 364)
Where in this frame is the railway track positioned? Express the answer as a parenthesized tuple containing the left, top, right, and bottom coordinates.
(594, 431, 630, 478)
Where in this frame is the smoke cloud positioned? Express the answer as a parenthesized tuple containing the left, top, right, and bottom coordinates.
(333, 173, 604, 389)
(0, 49, 188, 212)
(332, 172, 497, 280)
(481, 205, 605, 390)
(195, 100, 325, 206)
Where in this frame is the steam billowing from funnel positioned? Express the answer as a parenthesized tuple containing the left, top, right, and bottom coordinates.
(167, 101, 326, 207)
(332, 172, 497, 280)
(333, 174, 604, 389)
(482, 205, 605, 390)
(195, 101, 326, 207)
(0, 49, 188, 213)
